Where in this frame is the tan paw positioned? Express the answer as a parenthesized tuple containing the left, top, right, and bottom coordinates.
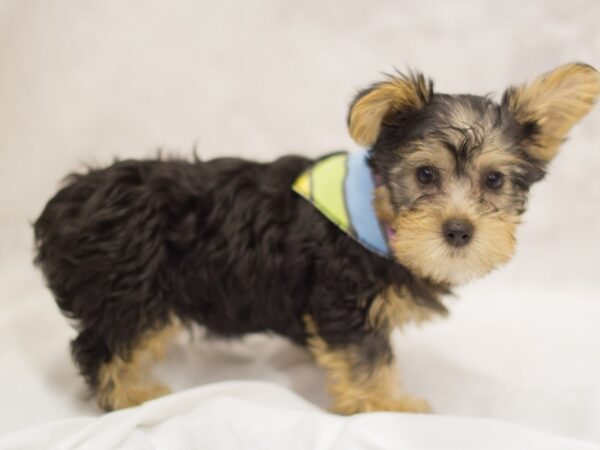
(332, 395, 432, 415)
(392, 395, 432, 413)
(97, 381, 172, 410)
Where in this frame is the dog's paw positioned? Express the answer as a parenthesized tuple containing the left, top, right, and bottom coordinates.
(97, 381, 172, 411)
(392, 395, 432, 413)
(332, 394, 432, 415)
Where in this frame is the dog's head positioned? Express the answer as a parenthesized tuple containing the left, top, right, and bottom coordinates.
(348, 63, 600, 285)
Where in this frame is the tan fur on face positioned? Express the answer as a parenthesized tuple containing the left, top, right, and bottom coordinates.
(400, 141, 456, 173)
(373, 186, 395, 223)
(391, 137, 524, 212)
(97, 321, 180, 410)
(304, 316, 430, 414)
(504, 63, 600, 162)
(374, 180, 518, 286)
(348, 73, 432, 147)
(373, 121, 525, 285)
(474, 147, 523, 172)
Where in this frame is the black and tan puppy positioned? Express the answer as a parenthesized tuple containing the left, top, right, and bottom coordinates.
(34, 63, 600, 413)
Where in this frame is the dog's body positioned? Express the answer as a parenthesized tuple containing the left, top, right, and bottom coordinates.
(34, 63, 600, 412)
(34, 154, 444, 412)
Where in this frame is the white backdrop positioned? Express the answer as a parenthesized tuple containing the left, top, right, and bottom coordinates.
(0, 0, 599, 446)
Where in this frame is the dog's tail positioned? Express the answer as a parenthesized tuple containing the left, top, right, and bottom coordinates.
(33, 172, 95, 316)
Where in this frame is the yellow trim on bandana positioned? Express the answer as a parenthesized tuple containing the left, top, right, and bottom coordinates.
(292, 153, 351, 233)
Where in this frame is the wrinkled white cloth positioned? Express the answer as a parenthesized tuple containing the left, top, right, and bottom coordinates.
(1, 381, 599, 450)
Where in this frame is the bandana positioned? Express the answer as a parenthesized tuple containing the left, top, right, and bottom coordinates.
(292, 150, 393, 259)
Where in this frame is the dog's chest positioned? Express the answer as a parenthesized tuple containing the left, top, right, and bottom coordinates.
(367, 286, 443, 332)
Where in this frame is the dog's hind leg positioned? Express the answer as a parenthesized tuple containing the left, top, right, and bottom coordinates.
(97, 321, 181, 411)
(73, 320, 181, 411)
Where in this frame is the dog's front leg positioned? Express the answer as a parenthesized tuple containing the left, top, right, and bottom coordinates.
(304, 315, 431, 414)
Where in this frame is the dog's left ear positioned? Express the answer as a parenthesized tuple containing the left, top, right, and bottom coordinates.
(347, 72, 433, 147)
(503, 63, 600, 163)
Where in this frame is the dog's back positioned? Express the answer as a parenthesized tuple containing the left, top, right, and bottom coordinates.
(33, 155, 324, 406)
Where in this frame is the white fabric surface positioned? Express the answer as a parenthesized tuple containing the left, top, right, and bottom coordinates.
(1, 382, 600, 450)
(1, 0, 599, 448)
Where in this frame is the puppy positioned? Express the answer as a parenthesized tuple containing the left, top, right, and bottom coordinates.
(34, 63, 600, 413)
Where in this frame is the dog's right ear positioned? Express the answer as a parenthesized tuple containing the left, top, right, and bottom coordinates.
(347, 72, 433, 147)
(502, 63, 600, 163)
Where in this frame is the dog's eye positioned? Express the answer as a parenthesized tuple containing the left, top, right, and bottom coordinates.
(485, 171, 504, 190)
(416, 166, 436, 185)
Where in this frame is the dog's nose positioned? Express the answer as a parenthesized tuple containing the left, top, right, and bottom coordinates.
(443, 219, 474, 247)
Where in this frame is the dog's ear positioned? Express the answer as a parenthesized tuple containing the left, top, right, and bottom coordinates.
(502, 63, 600, 163)
(347, 72, 433, 147)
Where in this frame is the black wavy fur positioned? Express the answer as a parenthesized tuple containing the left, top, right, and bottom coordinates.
(33, 155, 447, 389)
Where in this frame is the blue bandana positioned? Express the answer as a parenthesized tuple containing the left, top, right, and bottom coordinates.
(292, 150, 393, 259)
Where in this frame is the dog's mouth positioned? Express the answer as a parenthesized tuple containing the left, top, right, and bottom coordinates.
(387, 209, 519, 286)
